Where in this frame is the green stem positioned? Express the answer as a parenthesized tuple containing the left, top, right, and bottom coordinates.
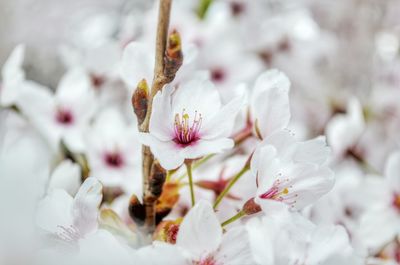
(221, 211, 246, 227)
(197, 0, 213, 19)
(186, 162, 196, 207)
(213, 164, 250, 210)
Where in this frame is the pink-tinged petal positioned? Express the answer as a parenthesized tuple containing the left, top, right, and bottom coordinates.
(293, 136, 331, 165)
(72, 177, 103, 235)
(251, 70, 291, 138)
(385, 151, 400, 192)
(216, 227, 255, 265)
(149, 85, 175, 141)
(200, 95, 245, 139)
(176, 200, 222, 260)
(120, 42, 153, 88)
(138, 133, 184, 170)
(36, 189, 74, 233)
(180, 138, 234, 160)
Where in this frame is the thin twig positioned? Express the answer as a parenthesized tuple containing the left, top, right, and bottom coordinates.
(140, 0, 173, 230)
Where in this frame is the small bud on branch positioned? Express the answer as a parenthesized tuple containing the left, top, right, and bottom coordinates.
(129, 195, 146, 226)
(242, 197, 262, 215)
(132, 79, 149, 125)
(164, 30, 183, 83)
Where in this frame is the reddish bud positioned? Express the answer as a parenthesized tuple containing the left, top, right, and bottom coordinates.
(132, 79, 149, 125)
(164, 30, 183, 82)
(242, 197, 261, 215)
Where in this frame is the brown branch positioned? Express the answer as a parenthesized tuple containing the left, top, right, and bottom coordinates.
(139, 0, 173, 231)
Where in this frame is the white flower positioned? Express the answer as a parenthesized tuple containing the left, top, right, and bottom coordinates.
(326, 97, 365, 156)
(36, 177, 102, 245)
(251, 130, 334, 211)
(247, 205, 363, 265)
(176, 200, 254, 265)
(139, 78, 243, 170)
(250, 69, 291, 139)
(18, 67, 96, 152)
(85, 108, 142, 194)
(358, 151, 400, 252)
(48, 160, 81, 196)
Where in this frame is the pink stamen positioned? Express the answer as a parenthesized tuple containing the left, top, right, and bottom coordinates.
(259, 176, 297, 207)
(196, 256, 217, 265)
(174, 109, 202, 146)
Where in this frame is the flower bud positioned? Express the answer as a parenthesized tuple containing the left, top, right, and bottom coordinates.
(129, 194, 146, 226)
(164, 30, 183, 82)
(153, 218, 182, 244)
(150, 160, 167, 198)
(132, 79, 149, 125)
(242, 197, 261, 215)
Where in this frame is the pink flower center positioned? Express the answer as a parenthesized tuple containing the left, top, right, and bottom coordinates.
(211, 68, 226, 83)
(230, 2, 245, 16)
(196, 256, 217, 265)
(259, 176, 298, 208)
(104, 152, 124, 168)
(174, 110, 202, 146)
(392, 193, 400, 212)
(56, 108, 74, 125)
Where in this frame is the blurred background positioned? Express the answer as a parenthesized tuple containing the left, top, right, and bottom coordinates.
(1, 0, 399, 168)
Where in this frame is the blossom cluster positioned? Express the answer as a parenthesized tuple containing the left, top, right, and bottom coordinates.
(1, 0, 400, 265)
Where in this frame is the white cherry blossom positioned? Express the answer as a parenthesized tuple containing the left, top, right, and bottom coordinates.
(251, 130, 334, 211)
(139, 77, 244, 170)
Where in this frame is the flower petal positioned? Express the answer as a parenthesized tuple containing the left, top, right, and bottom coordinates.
(149, 84, 175, 141)
(251, 69, 291, 138)
(36, 189, 74, 233)
(176, 200, 222, 260)
(138, 133, 184, 170)
(180, 138, 234, 160)
(293, 136, 331, 165)
(120, 42, 153, 88)
(384, 151, 400, 192)
(200, 95, 244, 139)
(216, 227, 255, 265)
(48, 160, 81, 196)
(72, 177, 103, 235)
